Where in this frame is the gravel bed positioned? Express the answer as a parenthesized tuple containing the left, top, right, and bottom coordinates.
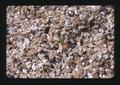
(6, 5, 114, 78)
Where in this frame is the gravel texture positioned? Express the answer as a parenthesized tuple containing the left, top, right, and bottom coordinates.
(6, 5, 114, 78)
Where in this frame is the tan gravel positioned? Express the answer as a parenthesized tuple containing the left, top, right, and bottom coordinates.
(6, 5, 114, 78)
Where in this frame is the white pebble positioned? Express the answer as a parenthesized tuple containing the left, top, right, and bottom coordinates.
(110, 65, 114, 69)
(38, 63, 43, 67)
(82, 48, 86, 52)
(103, 54, 108, 59)
(82, 62, 85, 66)
(31, 25, 37, 31)
(89, 59, 93, 63)
(23, 38, 30, 48)
(99, 74, 102, 77)
(43, 59, 47, 63)
(80, 57, 84, 61)
(32, 64, 37, 71)
(16, 70, 20, 74)
(58, 43, 63, 53)
(97, 55, 102, 59)
(7, 57, 13, 64)
(25, 61, 30, 66)
(84, 66, 89, 70)
(14, 75, 18, 78)
(26, 64, 31, 69)
(38, 54, 45, 59)
(87, 73, 93, 78)
(74, 68, 79, 72)
(92, 68, 96, 71)
(75, 10, 79, 15)
(99, 67, 103, 70)
(102, 75, 106, 78)
(22, 69, 27, 74)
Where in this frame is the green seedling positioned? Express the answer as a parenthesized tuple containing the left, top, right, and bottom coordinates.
(59, 34, 65, 46)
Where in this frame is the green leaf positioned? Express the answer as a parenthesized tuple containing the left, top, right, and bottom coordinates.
(59, 34, 65, 46)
